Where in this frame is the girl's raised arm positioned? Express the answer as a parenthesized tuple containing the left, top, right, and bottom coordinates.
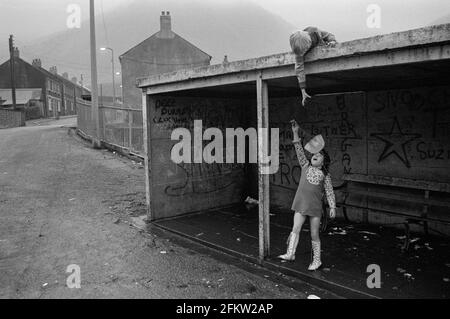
(291, 120, 309, 168)
(293, 140, 309, 169)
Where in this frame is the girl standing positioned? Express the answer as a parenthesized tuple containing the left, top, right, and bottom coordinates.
(278, 120, 336, 271)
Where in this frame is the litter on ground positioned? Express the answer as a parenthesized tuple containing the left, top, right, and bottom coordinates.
(396, 268, 406, 273)
(358, 231, 379, 236)
(404, 273, 415, 280)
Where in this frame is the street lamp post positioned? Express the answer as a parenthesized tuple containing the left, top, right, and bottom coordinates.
(100, 47, 116, 105)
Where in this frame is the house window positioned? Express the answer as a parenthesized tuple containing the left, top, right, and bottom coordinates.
(67, 100, 74, 111)
(47, 96, 61, 112)
(64, 85, 74, 96)
(47, 79, 61, 94)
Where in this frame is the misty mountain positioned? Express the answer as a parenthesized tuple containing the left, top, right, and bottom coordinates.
(8, 0, 296, 89)
(430, 13, 450, 25)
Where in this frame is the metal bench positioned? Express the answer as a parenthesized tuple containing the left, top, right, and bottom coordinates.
(336, 173, 450, 250)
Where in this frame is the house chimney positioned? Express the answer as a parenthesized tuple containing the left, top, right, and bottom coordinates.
(62, 72, 69, 79)
(49, 66, 57, 75)
(159, 11, 173, 38)
(223, 55, 229, 65)
(13, 47, 20, 58)
(32, 59, 42, 68)
(71, 77, 78, 84)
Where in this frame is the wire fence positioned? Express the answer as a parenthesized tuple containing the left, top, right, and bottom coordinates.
(77, 102, 143, 155)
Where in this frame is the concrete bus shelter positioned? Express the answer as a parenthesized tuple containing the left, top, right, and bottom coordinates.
(138, 24, 450, 297)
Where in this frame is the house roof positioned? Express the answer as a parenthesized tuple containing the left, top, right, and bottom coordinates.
(0, 57, 91, 94)
(120, 31, 211, 60)
(0, 88, 42, 105)
(30, 61, 91, 93)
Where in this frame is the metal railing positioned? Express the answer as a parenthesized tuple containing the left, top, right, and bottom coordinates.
(77, 102, 143, 155)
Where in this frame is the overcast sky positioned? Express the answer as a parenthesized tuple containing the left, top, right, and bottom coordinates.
(1, 0, 449, 46)
(257, 0, 449, 37)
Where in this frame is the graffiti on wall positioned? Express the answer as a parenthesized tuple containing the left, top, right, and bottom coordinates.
(269, 93, 366, 193)
(368, 86, 450, 179)
(152, 98, 246, 132)
(371, 117, 421, 168)
(164, 162, 245, 197)
(151, 97, 248, 207)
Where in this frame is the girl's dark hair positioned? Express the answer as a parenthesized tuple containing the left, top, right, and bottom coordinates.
(305, 148, 331, 174)
(320, 149, 331, 175)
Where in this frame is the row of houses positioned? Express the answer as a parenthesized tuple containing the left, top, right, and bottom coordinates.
(1, 12, 210, 121)
(0, 48, 90, 119)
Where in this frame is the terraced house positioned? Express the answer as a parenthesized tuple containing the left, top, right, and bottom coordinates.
(0, 48, 90, 119)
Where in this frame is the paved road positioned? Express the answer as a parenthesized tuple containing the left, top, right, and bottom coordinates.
(0, 118, 306, 299)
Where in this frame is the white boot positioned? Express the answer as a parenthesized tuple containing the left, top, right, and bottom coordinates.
(278, 232, 299, 261)
(308, 241, 322, 271)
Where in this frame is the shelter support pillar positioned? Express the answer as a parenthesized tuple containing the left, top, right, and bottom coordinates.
(256, 73, 270, 263)
(142, 92, 153, 220)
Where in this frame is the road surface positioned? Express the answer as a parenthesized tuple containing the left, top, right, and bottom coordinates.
(0, 118, 308, 299)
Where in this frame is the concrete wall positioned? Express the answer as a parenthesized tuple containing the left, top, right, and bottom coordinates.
(145, 86, 450, 231)
(0, 109, 25, 128)
(367, 86, 450, 181)
(147, 96, 250, 220)
(269, 85, 450, 233)
(269, 92, 367, 207)
(144, 85, 450, 231)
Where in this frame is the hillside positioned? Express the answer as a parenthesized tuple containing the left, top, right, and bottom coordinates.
(11, 0, 296, 89)
(430, 13, 450, 25)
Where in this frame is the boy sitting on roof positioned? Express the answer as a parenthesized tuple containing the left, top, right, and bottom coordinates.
(290, 27, 337, 106)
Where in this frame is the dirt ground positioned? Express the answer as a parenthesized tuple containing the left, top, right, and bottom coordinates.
(0, 118, 312, 299)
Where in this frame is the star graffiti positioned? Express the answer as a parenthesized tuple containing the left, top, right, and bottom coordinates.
(371, 117, 421, 168)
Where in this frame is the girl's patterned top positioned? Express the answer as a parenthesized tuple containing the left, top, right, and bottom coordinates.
(293, 138, 336, 209)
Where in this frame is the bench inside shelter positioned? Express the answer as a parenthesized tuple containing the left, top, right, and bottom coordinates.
(336, 173, 450, 249)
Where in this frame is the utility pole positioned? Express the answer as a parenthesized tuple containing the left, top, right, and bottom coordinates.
(9, 35, 16, 110)
(90, 0, 102, 148)
(100, 84, 103, 106)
